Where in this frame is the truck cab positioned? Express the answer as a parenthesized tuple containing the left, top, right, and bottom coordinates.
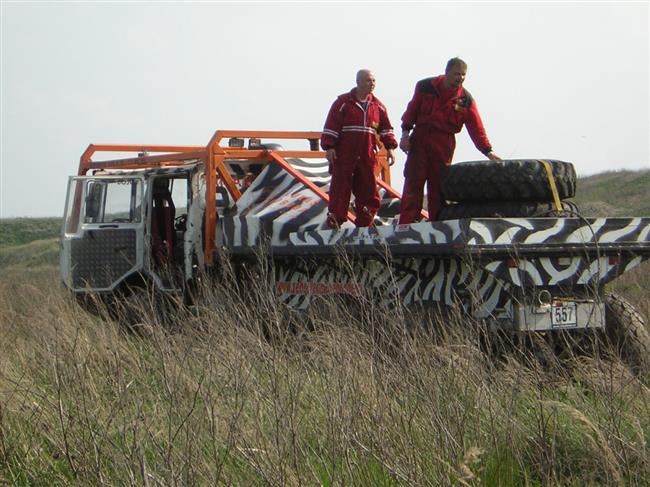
(60, 166, 200, 296)
(58, 131, 338, 301)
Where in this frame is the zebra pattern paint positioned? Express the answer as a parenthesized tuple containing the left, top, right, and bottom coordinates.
(216, 158, 650, 319)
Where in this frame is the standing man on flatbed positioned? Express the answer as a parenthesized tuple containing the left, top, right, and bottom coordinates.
(399, 57, 501, 223)
(321, 69, 398, 229)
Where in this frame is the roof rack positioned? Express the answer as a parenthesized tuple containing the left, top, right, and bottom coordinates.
(77, 129, 426, 264)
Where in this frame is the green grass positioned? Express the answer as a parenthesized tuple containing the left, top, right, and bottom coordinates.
(0, 238, 59, 269)
(0, 217, 61, 247)
(0, 217, 61, 269)
(573, 169, 650, 216)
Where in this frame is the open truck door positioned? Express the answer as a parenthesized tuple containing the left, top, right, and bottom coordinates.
(60, 175, 144, 292)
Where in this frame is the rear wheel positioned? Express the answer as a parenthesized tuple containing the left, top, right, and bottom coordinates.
(604, 293, 650, 373)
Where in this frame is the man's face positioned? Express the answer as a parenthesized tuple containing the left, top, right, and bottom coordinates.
(445, 65, 467, 89)
(357, 71, 376, 94)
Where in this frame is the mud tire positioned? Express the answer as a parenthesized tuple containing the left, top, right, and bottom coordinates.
(438, 200, 580, 220)
(605, 293, 650, 374)
(441, 159, 577, 202)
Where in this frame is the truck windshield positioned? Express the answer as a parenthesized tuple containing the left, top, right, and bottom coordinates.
(84, 179, 142, 224)
(64, 177, 143, 234)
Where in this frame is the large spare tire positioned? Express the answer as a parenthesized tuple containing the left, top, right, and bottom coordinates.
(441, 159, 576, 203)
(438, 200, 580, 220)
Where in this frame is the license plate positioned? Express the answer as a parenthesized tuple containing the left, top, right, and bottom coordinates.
(551, 302, 577, 327)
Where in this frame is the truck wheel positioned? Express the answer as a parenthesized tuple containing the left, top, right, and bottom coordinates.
(119, 285, 166, 334)
(605, 293, 650, 374)
(441, 159, 577, 202)
(438, 200, 580, 220)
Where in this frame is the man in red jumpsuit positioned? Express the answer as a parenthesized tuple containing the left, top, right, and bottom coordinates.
(399, 57, 501, 224)
(321, 69, 398, 228)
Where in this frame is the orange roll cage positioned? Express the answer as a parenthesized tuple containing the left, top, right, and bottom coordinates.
(77, 129, 428, 265)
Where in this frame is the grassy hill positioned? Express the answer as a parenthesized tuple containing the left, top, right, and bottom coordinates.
(0, 218, 61, 269)
(573, 169, 650, 217)
(0, 217, 61, 247)
(0, 238, 59, 269)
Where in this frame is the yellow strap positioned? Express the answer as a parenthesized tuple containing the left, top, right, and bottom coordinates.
(539, 159, 563, 212)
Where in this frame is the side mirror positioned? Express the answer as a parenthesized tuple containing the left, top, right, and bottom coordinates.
(85, 182, 103, 220)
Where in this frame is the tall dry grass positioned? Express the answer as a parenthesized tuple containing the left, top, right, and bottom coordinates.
(1, 262, 649, 486)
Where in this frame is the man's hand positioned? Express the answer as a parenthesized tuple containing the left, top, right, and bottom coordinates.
(486, 151, 502, 161)
(326, 148, 337, 163)
(399, 136, 410, 154)
(387, 148, 397, 166)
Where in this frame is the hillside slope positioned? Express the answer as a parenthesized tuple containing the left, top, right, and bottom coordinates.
(0, 239, 59, 269)
(573, 169, 650, 217)
(0, 217, 61, 247)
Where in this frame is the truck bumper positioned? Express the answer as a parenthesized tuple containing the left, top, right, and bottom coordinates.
(514, 300, 605, 331)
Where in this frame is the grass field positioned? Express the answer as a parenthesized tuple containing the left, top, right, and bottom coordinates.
(1, 258, 649, 485)
(1, 170, 649, 485)
(0, 217, 61, 248)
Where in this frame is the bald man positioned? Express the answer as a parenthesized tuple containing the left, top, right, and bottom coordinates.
(321, 69, 398, 228)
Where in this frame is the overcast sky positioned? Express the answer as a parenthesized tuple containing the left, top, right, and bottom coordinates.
(1, 1, 648, 218)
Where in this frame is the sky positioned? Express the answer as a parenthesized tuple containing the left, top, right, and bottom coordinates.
(1, 1, 648, 218)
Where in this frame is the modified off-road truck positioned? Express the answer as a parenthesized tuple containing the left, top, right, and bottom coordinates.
(60, 130, 650, 368)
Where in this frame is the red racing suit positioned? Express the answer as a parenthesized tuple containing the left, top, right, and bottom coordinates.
(321, 88, 397, 227)
(399, 75, 493, 223)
